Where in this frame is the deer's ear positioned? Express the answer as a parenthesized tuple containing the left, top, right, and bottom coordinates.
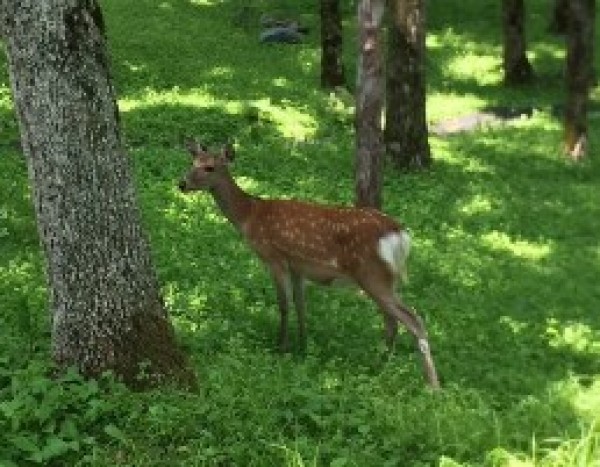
(222, 143, 235, 162)
(184, 139, 207, 156)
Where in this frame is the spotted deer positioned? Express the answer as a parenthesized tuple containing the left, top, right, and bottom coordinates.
(178, 142, 440, 388)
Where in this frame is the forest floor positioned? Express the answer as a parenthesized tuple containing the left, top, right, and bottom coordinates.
(1, 0, 600, 465)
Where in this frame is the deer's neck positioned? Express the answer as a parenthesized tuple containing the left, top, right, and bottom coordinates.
(210, 170, 255, 231)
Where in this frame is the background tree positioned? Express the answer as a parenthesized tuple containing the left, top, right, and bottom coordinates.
(502, 0, 534, 85)
(385, 0, 431, 170)
(549, 0, 569, 34)
(320, 0, 345, 88)
(564, 0, 596, 160)
(355, 0, 385, 208)
(0, 0, 194, 388)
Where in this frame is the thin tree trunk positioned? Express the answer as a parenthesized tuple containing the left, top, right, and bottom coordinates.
(564, 0, 595, 160)
(385, 0, 431, 170)
(355, 0, 385, 209)
(320, 0, 345, 88)
(0, 0, 194, 388)
(502, 0, 534, 85)
(549, 0, 569, 34)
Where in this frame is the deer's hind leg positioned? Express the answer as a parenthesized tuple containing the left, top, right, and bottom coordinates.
(388, 298, 440, 389)
(357, 271, 440, 389)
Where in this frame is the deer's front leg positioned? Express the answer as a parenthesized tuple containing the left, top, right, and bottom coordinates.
(359, 277, 440, 389)
(291, 270, 306, 350)
(269, 265, 293, 352)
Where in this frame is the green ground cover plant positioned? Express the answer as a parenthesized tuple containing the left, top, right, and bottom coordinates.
(1, 0, 599, 465)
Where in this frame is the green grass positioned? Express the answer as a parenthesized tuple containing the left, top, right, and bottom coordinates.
(1, 0, 600, 465)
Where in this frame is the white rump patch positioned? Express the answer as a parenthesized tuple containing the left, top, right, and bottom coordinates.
(377, 230, 411, 282)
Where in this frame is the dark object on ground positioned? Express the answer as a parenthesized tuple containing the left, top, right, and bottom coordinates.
(430, 105, 534, 136)
(259, 15, 308, 44)
(260, 26, 305, 44)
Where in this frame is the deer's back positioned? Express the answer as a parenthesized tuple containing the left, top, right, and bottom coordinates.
(245, 198, 403, 276)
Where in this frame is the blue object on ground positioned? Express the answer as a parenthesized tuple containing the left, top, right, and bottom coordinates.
(260, 26, 304, 44)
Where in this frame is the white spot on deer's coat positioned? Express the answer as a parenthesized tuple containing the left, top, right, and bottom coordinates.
(377, 231, 410, 282)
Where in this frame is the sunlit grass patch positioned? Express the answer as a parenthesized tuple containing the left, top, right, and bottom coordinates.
(546, 320, 600, 355)
(447, 54, 503, 86)
(0, 83, 12, 108)
(251, 97, 317, 140)
(537, 424, 600, 467)
(571, 380, 600, 421)
(481, 231, 553, 262)
(529, 41, 566, 63)
(119, 88, 225, 111)
(427, 93, 489, 122)
(189, 0, 221, 6)
(459, 194, 495, 216)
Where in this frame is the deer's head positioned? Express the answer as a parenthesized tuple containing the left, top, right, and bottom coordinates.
(178, 141, 235, 193)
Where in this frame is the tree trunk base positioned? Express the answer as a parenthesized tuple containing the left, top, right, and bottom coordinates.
(387, 142, 431, 171)
(53, 310, 197, 391)
(504, 58, 534, 86)
(565, 121, 587, 161)
(563, 0, 594, 161)
(120, 312, 197, 390)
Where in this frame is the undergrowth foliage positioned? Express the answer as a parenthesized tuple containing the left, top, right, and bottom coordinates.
(1, 0, 599, 465)
(0, 362, 128, 465)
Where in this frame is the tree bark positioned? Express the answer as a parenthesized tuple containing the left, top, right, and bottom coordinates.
(320, 0, 345, 88)
(549, 0, 569, 34)
(385, 0, 431, 170)
(355, 0, 385, 209)
(502, 0, 534, 85)
(564, 0, 595, 160)
(0, 0, 194, 388)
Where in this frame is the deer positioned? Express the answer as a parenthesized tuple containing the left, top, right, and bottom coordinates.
(178, 142, 440, 389)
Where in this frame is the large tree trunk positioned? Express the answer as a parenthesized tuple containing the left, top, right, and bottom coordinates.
(502, 0, 534, 85)
(564, 0, 595, 160)
(0, 0, 194, 388)
(320, 0, 345, 88)
(385, 0, 431, 170)
(355, 0, 385, 209)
